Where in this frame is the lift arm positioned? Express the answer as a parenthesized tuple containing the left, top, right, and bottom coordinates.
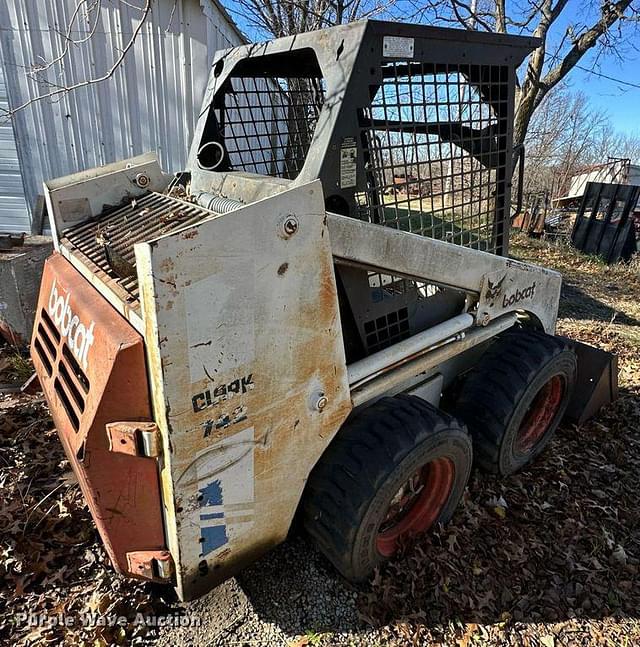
(326, 213, 562, 334)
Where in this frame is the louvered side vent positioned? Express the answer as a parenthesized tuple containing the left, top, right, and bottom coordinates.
(33, 308, 90, 432)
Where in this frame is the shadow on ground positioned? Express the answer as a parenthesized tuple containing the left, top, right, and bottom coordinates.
(560, 281, 640, 327)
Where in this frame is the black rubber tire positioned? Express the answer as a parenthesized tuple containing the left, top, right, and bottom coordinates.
(301, 394, 472, 582)
(455, 329, 577, 476)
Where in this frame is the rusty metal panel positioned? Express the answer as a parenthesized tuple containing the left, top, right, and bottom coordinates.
(135, 180, 352, 600)
(563, 338, 618, 425)
(0, 235, 52, 345)
(30, 253, 168, 581)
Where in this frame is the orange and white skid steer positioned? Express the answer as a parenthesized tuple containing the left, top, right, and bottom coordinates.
(31, 21, 585, 601)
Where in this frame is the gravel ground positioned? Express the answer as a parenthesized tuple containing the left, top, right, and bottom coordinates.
(154, 539, 378, 647)
(1, 234, 639, 646)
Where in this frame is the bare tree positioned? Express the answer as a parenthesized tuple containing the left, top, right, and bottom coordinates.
(523, 81, 640, 197)
(232, 0, 392, 38)
(418, 1, 639, 146)
(605, 131, 640, 162)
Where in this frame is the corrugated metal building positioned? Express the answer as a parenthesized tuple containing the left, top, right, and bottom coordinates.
(556, 158, 640, 205)
(0, 58, 30, 233)
(0, 0, 244, 233)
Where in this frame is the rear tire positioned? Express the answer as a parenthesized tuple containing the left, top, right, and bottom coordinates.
(455, 329, 577, 476)
(301, 395, 472, 582)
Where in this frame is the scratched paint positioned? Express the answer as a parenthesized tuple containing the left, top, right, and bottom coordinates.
(198, 480, 228, 555)
(188, 427, 255, 556)
(139, 182, 352, 600)
(185, 264, 256, 383)
(202, 405, 248, 438)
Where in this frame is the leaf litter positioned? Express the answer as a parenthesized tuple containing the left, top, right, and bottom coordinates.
(1, 234, 640, 646)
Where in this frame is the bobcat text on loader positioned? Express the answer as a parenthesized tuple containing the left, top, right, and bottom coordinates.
(32, 20, 585, 601)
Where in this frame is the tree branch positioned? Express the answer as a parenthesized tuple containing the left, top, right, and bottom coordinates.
(513, 0, 621, 145)
(535, 0, 635, 108)
(1, 0, 152, 119)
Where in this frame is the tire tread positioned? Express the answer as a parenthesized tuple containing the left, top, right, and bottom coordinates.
(301, 395, 471, 580)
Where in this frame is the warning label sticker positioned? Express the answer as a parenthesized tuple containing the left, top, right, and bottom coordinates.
(340, 137, 357, 188)
(382, 36, 415, 59)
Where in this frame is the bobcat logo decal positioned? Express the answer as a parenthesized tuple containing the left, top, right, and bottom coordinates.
(484, 274, 506, 307)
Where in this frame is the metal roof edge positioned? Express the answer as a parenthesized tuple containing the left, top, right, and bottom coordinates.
(364, 19, 541, 50)
(201, 0, 248, 44)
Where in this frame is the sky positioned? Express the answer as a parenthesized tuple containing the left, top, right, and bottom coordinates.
(222, 0, 639, 134)
(545, 2, 639, 134)
(570, 63, 638, 134)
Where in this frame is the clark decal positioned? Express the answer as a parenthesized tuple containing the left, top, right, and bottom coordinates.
(192, 374, 254, 413)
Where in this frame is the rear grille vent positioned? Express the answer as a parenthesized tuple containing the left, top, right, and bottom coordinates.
(62, 345, 90, 393)
(58, 363, 86, 413)
(34, 308, 90, 432)
(363, 307, 410, 353)
(41, 309, 61, 343)
(61, 192, 225, 311)
(33, 337, 53, 376)
(54, 377, 80, 431)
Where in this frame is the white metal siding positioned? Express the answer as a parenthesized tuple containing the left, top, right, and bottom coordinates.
(0, 0, 242, 225)
(567, 160, 636, 199)
(0, 55, 30, 233)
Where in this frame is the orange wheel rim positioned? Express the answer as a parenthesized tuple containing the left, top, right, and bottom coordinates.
(376, 457, 455, 557)
(515, 375, 565, 454)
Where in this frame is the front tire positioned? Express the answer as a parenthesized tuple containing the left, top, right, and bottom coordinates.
(301, 395, 472, 582)
(455, 329, 577, 476)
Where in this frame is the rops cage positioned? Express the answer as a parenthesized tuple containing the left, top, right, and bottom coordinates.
(187, 22, 536, 361)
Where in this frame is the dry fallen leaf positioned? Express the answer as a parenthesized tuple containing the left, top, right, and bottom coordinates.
(3, 233, 640, 646)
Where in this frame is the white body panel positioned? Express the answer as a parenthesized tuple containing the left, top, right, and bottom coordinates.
(135, 181, 352, 599)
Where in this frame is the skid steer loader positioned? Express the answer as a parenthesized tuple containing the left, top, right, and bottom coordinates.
(31, 21, 579, 601)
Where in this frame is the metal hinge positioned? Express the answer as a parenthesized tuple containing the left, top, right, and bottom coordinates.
(106, 421, 162, 458)
(126, 550, 174, 581)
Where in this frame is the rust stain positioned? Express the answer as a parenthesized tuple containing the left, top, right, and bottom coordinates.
(160, 258, 175, 272)
(181, 229, 199, 240)
(0, 320, 23, 346)
(30, 253, 168, 582)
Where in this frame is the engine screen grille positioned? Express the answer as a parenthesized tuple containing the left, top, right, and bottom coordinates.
(358, 62, 509, 253)
(61, 192, 220, 309)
